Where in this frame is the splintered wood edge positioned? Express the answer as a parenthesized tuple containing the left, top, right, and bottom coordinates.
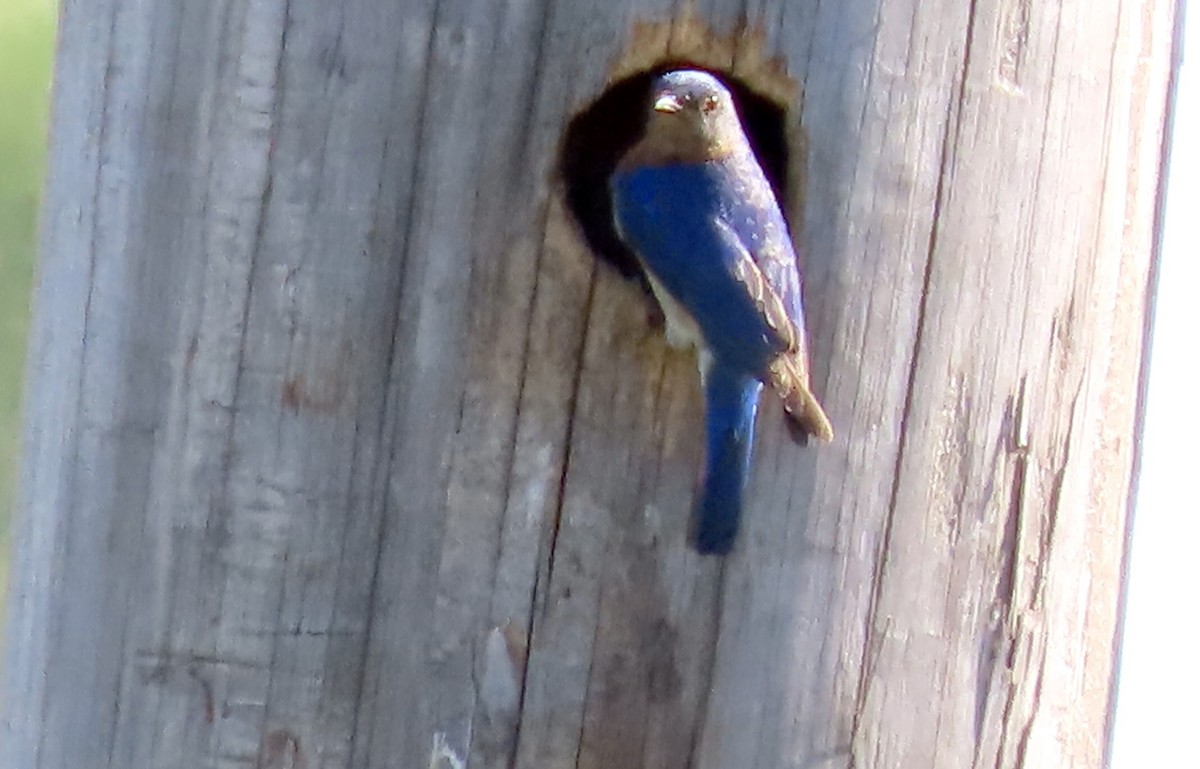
(612, 11, 798, 107)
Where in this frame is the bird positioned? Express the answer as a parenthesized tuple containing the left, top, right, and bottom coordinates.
(609, 69, 832, 555)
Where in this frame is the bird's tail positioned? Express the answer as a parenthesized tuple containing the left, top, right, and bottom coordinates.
(767, 352, 834, 443)
(693, 364, 762, 555)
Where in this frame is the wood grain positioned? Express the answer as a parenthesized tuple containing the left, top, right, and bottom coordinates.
(1, 0, 1177, 767)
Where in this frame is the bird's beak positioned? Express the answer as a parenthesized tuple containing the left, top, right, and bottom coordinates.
(653, 92, 684, 114)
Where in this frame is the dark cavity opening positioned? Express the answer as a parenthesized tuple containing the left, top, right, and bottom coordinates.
(558, 65, 793, 280)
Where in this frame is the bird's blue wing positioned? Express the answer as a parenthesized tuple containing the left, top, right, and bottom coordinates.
(710, 154, 808, 344)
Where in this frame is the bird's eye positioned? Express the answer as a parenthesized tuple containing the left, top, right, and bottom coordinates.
(702, 94, 720, 113)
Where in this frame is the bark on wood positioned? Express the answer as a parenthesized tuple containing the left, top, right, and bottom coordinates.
(2, 1, 1177, 768)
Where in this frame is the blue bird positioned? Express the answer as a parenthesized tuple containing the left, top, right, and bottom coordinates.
(610, 69, 833, 555)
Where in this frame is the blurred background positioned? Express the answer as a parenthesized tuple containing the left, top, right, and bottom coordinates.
(0, 0, 56, 603)
(0, 0, 1193, 761)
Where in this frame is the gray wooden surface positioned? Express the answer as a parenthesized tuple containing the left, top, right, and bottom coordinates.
(2, 1, 1177, 767)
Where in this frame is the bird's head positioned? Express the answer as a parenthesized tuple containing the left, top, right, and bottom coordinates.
(642, 70, 745, 156)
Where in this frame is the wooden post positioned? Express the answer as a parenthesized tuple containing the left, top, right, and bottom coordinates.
(2, 1, 1177, 767)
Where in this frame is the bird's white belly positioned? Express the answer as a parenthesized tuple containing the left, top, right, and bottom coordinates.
(643, 272, 714, 380)
(644, 273, 703, 349)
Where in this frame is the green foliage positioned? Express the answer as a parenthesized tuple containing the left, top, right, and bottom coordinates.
(0, 0, 57, 599)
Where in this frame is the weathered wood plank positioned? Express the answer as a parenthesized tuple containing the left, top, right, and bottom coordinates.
(2, 0, 1176, 768)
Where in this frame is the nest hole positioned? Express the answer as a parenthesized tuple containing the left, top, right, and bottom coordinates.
(558, 64, 794, 279)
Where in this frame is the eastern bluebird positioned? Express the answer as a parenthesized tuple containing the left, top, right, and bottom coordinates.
(610, 69, 832, 555)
